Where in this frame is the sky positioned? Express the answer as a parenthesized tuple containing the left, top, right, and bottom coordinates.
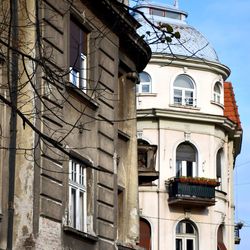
(133, 0, 250, 249)
(177, 1, 250, 249)
(174, 0, 250, 249)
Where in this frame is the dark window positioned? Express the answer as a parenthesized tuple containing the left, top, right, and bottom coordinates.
(70, 18, 88, 91)
(176, 143, 197, 177)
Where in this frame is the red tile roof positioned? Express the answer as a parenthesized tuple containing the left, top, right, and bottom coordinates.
(224, 82, 242, 130)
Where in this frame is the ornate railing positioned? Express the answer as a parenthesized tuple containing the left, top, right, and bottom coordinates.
(167, 177, 219, 206)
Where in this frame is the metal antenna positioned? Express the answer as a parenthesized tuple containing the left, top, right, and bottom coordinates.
(174, 0, 179, 8)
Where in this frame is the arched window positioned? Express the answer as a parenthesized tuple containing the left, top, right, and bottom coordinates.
(217, 225, 227, 250)
(137, 71, 152, 93)
(176, 142, 197, 177)
(139, 218, 151, 250)
(216, 148, 223, 190)
(173, 75, 195, 106)
(213, 82, 222, 103)
(176, 220, 198, 250)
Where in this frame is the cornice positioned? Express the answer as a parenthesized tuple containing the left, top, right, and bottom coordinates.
(85, 0, 151, 71)
(150, 54, 231, 80)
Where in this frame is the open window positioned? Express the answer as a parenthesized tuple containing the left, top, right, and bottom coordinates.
(173, 75, 196, 107)
(176, 142, 197, 178)
(70, 18, 88, 92)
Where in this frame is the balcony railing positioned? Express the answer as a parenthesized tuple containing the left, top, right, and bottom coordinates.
(167, 177, 219, 207)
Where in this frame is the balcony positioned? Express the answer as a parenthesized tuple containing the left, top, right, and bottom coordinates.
(167, 177, 220, 207)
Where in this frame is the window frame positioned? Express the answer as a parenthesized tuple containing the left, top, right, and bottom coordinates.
(213, 82, 222, 104)
(69, 18, 88, 93)
(176, 142, 198, 178)
(176, 220, 198, 250)
(137, 71, 152, 94)
(68, 159, 87, 232)
(173, 74, 196, 107)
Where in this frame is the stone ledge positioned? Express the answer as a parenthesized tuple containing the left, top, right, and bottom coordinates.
(63, 225, 98, 242)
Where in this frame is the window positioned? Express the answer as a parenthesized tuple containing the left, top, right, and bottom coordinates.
(216, 148, 223, 190)
(138, 218, 151, 250)
(217, 225, 227, 250)
(173, 75, 196, 106)
(176, 220, 198, 250)
(137, 71, 152, 93)
(68, 160, 87, 232)
(70, 18, 88, 92)
(150, 8, 165, 17)
(213, 82, 222, 103)
(176, 142, 197, 177)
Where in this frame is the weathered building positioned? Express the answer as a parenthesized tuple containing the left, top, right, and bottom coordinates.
(133, 2, 242, 250)
(0, 0, 150, 249)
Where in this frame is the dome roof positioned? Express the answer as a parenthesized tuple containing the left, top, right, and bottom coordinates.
(133, 2, 219, 62)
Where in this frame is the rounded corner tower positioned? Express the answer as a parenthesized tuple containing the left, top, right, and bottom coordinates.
(135, 2, 241, 250)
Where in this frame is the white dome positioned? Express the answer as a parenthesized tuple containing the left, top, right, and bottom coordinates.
(133, 3, 219, 62)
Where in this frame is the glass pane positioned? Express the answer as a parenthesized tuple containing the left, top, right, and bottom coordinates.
(186, 162, 193, 177)
(166, 11, 181, 20)
(176, 161, 182, 177)
(185, 91, 193, 105)
(176, 239, 183, 250)
(174, 75, 194, 89)
(142, 84, 150, 93)
(71, 188, 76, 228)
(140, 72, 151, 83)
(174, 89, 182, 104)
(79, 191, 84, 231)
(151, 8, 165, 17)
(186, 222, 194, 234)
(214, 82, 221, 94)
(186, 239, 194, 250)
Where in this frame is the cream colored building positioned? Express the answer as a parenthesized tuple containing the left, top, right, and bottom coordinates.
(134, 2, 242, 250)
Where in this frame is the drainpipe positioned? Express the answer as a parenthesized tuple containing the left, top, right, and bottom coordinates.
(7, 0, 18, 248)
(157, 117, 160, 250)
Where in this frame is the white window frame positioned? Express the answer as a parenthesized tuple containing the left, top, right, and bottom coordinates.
(176, 221, 198, 250)
(213, 82, 222, 104)
(69, 53, 87, 93)
(176, 161, 197, 178)
(68, 160, 87, 232)
(173, 75, 196, 107)
(137, 71, 152, 93)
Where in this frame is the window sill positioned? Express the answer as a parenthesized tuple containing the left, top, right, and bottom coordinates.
(136, 93, 157, 97)
(210, 100, 224, 109)
(65, 82, 99, 110)
(63, 225, 98, 242)
(169, 104, 200, 111)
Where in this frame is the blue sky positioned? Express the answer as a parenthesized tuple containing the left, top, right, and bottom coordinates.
(133, 0, 250, 248)
(174, 0, 250, 249)
(178, 1, 250, 249)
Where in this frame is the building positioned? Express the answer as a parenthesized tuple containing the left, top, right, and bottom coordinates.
(0, 0, 150, 249)
(133, 2, 242, 250)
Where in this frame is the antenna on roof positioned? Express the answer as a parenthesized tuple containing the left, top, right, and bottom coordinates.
(174, 0, 179, 8)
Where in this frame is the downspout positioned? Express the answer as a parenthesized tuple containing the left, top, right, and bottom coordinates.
(157, 116, 160, 250)
(7, 0, 18, 249)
